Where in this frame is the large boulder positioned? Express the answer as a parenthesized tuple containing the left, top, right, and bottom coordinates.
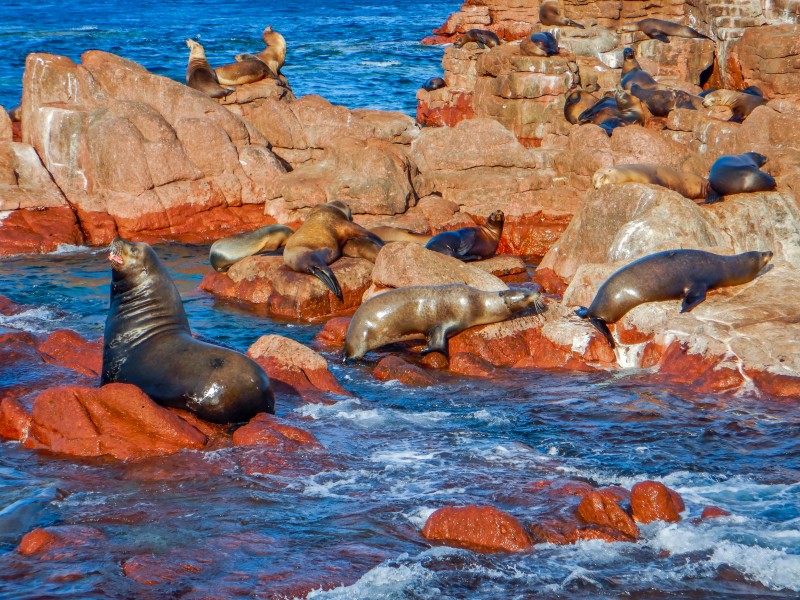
(422, 505, 533, 553)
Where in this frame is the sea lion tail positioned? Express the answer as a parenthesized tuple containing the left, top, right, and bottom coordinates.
(310, 264, 344, 302)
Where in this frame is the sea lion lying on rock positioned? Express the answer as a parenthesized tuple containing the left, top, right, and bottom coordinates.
(209, 224, 294, 272)
(631, 18, 711, 43)
(576, 249, 772, 348)
(706, 152, 777, 202)
(422, 77, 446, 92)
(539, 1, 585, 29)
(564, 90, 600, 124)
(370, 226, 432, 245)
(520, 32, 559, 57)
(215, 54, 273, 86)
(701, 89, 768, 123)
(453, 29, 500, 49)
(592, 164, 711, 201)
(424, 211, 504, 261)
(185, 39, 233, 99)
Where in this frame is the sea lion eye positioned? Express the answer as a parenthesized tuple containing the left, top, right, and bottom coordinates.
(130, 246, 139, 255)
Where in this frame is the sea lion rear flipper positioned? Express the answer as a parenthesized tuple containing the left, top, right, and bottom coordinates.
(568, 20, 585, 29)
(703, 189, 723, 204)
(309, 264, 343, 302)
(649, 31, 671, 43)
(423, 326, 449, 356)
(680, 284, 707, 313)
(476, 41, 486, 49)
(589, 316, 615, 349)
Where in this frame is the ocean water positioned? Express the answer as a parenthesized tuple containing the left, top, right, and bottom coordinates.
(0, 0, 456, 114)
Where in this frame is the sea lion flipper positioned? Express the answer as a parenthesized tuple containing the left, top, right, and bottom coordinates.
(680, 284, 707, 313)
(309, 264, 344, 302)
(568, 20, 585, 29)
(476, 41, 486, 49)
(588, 316, 615, 349)
(423, 326, 449, 356)
(649, 31, 671, 43)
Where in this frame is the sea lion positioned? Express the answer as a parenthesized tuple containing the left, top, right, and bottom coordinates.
(422, 77, 446, 92)
(620, 48, 658, 91)
(103, 239, 274, 423)
(245, 26, 287, 76)
(209, 224, 294, 272)
(633, 18, 711, 43)
(592, 164, 711, 201)
(453, 29, 501, 49)
(185, 39, 233, 99)
(424, 210, 504, 261)
(539, 2, 585, 29)
(577, 92, 620, 125)
(370, 226, 432, 245)
(520, 32, 559, 57)
(564, 90, 600, 124)
(283, 200, 384, 301)
(706, 152, 777, 202)
(343, 284, 542, 361)
(341, 237, 384, 262)
(628, 83, 704, 116)
(215, 55, 272, 86)
(742, 85, 765, 97)
(576, 249, 772, 348)
(701, 89, 768, 123)
(615, 88, 649, 125)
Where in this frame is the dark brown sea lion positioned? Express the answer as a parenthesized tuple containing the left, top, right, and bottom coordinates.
(424, 210, 504, 261)
(370, 226, 432, 245)
(564, 90, 600, 124)
(701, 89, 768, 123)
(615, 88, 649, 125)
(422, 77, 446, 92)
(634, 18, 711, 43)
(592, 164, 711, 201)
(706, 152, 777, 202)
(453, 29, 501, 49)
(283, 201, 384, 301)
(520, 32, 559, 57)
(577, 92, 620, 125)
(102, 239, 274, 423)
(620, 48, 658, 91)
(215, 55, 272, 86)
(576, 249, 773, 348)
(185, 39, 233, 99)
(628, 83, 704, 116)
(209, 224, 294, 272)
(343, 285, 542, 361)
(539, 1, 585, 29)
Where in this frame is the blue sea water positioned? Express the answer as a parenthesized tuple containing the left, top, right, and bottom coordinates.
(0, 0, 456, 114)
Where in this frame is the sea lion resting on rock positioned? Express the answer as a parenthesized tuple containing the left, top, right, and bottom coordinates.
(564, 90, 600, 124)
(242, 26, 287, 76)
(520, 32, 559, 57)
(631, 18, 711, 43)
(706, 152, 777, 203)
(577, 92, 619, 125)
(593, 89, 647, 136)
(539, 1, 585, 29)
(215, 54, 273, 86)
(576, 249, 773, 348)
(424, 210, 504, 261)
(370, 226, 432, 245)
(343, 285, 542, 361)
(620, 48, 658, 91)
(629, 83, 703, 116)
(422, 77, 446, 92)
(283, 200, 384, 301)
(103, 239, 274, 423)
(209, 224, 294, 272)
(592, 164, 711, 201)
(453, 29, 500, 49)
(701, 89, 768, 123)
(185, 39, 233, 99)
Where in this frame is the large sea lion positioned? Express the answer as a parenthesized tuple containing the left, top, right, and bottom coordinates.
(539, 2, 585, 28)
(424, 211, 504, 261)
(592, 164, 711, 201)
(422, 77, 446, 92)
(283, 201, 384, 301)
(576, 249, 773, 348)
(701, 89, 768, 123)
(246, 26, 287, 76)
(209, 224, 294, 272)
(215, 55, 273, 86)
(185, 39, 233, 99)
(633, 18, 711, 43)
(707, 152, 777, 202)
(453, 29, 500, 49)
(103, 239, 274, 423)
(564, 90, 600, 124)
(343, 284, 542, 361)
(520, 32, 559, 57)
(370, 226, 432, 245)
(620, 48, 658, 91)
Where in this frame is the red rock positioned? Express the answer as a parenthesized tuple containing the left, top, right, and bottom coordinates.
(576, 491, 639, 540)
(701, 506, 732, 520)
(416, 90, 474, 128)
(0, 396, 32, 441)
(532, 267, 567, 297)
(449, 317, 535, 368)
(24, 384, 207, 460)
(653, 341, 747, 394)
(422, 505, 533, 553)
(421, 352, 449, 369)
(312, 317, 352, 351)
(36, 330, 102, 378)
(232, 413, 322, 450)
(0, 206, 84, 257)
(748, 370, 800, 400)
(630, 481, 685, 524)
(17, 525, 105, 560)
(448, 353, 497, 378)
(373, 356, 435, 387)
(247, 334, 350, 401)
(122, 553, 212, 585)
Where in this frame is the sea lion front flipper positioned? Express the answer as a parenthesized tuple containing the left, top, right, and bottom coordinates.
(423, 326, 449, 356)
(476, 41, 486, 49)
(589, 316, 616, 349)
(680, 284, 708, 313)
(648, 31, 671, 43)
(309, 264, 344, 302)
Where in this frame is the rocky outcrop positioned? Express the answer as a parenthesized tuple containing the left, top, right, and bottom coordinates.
(422, 505, 533, 553)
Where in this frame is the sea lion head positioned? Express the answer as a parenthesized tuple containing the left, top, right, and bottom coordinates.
(742, 151, 768, 167)
(741, 249, 774, 276)
(487, 210, 504, 228)
(108, 238, 158, 282)
(326, 199, 353, 221)
(186, 38, 205, 57)
(623, 47, 635, 60)
(565, 90, 583, 106)
(592, 167, 615, 189)
(498, 289, 544, 313)
(701, 89, 735, 108)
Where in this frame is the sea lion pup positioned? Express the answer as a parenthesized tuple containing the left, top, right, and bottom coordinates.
(620, 48, 658, 91)
(424, 210, 504, 261)
(576, 249, 773, 348)
(343, 284, 542, 361)
(701, 89, 768, 123)
(453, 29, 501, 49)
(592, 164, 711, 201)
(633, 18, 711, 43)
(185, 39, 233, 99)
(422, 77, 446, 92)
(370, 226, 432, 245)
(209, 224, 294, 272)
(706, 152, 777, 202)
(283, 200, 383, 301)
(103, 239, 274, 423)
(520, 32, 559, 57)
(564, 89, 600, 124)
(539, 1, 585, 29)
(215, 54, 272, 86)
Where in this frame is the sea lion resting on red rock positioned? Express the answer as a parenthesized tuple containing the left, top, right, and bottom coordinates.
(209, 224, 294, 272)
(453, 29, 500, 49)
(576, 249, 773, 348)
(539, 1, 584, 29)
(701, 89, 768, 123)
(706, 152, 777, 203)
(103, 239, 274, 423)
(185, 39, 233, 99)
(629, 18, 711, 43)
(424, 211, 504, 261)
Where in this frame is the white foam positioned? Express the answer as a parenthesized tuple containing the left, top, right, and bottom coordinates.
(0, 306, 65, 334)
(403, 506, 437, 530)
(359, 60, 401, 67)
(302, 470, 369, 499)
(52, 243, 91, 254)
(370, 449, 442, 465)
(710, 541, 800, 591)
